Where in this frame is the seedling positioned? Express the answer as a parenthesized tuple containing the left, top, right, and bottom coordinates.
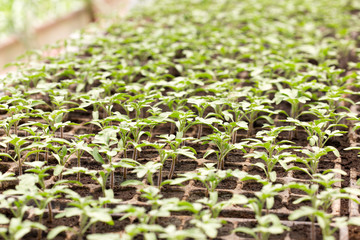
(245, 125, 298, 182)
(72, 135, 93, 182)
(23, 162, 79, 239)
(158, 133, 197, 179)
(285, 117, 346, 148)
(128, 119, 151, 161)
(52, 145, 76, 180)
(234, 93, 277, 136)
(234, 183, 288, 240)
(91, 127, 122, 189)
(187, 96, 211, 138)
(201, 132, 247, 169)
(53, 190, 120, 240)
(0, 135, 42, 176)
(0, 217, 46, 240)
(286, 146, 340, 176)
(168, 110, 197, 139)
(288, 170, 360, 240)
(169, 163, 243, 196)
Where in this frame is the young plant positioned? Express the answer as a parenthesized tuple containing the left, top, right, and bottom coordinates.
(146, 110, 171, 142)
(274, 88, 311, 119)
(157, 95, 187, 133)
(245, 125, 298, 182)
(286, 146, 340, 176)
(285, 117, 346, 148)
(71, 134, 94, 180)
(129, 161, 162, 186)
(114, 121, 132, 180)
(22, 162, 78, 239)
(233, 93, 277, 136)
(274, 88, 311, 139)
(0, 135, 42, 176)
(91, 127, 122, 189)
(169, 163, 245, 196)
(158, 133, 197, 179)
(234, 183, 289, 240)
(53, 190, 119, 240)
(288, 170, 360, 240)
(168, 110, 197, 139)
(187, 96, 211, 138)
(128, 119, 151, 161)
(0, 216, 46, 240)
(2, 171, 73, 240)
(197, 191, 248, 219)
(125, 95, 153, 119)
(201, 132, 247, 169)
(34, 109, 78, 139)
(51, 145, 76, 180)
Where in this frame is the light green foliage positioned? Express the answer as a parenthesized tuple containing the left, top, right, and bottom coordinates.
(0, 0, 359, 239)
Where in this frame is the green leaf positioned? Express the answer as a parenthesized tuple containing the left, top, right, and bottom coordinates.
(92, 147, 104, 164)
(0, 153, 14, 161)
(47, 226, 71, 239)
(269, 171, 277, 182)
(169, 178, 188, 185)
(121, 180, 144, 187)
(286, 166, 311, 178)
(53, 165, 64, 176)
(230, 194, 248, 205)
(289, 207, 315, 220)
(87, 233, 121, 240)
(309, 135, 318, 146)
(348, 217, 360, 226)
(322, 168, 347, 175)
(203, 149, 216, 159)
(266, 196, 274, 209)
(258, 115, 274, 124)
(0, 214, 9, 225)
(233, 227, 256, 238)
(253, 162, 266, 172)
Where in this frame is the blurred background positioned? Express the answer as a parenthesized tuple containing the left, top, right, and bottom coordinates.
(0, 0, 133, 71)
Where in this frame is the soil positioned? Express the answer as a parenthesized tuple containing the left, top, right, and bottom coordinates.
(0, 106, 357, 239)
(349, 225, 360, 240)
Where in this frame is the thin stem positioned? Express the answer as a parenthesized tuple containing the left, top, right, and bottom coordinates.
(248, 121, 254, 137)
(14, 122, 18, 135)
(132, 148, 138, 161)
(77, 152, 81, 182)
(123, 150, 128, 180)
(18, 154, 22, 176)
(157, 166, 163, 187)
(110, 170, 114, 190)
(149, 127, 153, 142)
(197, 124, 203, 139)
(37, 214, 43, 240)
(231, 130, 237, 144)
(147, 173, 154, 186)
(168, 157, 176, 179)
(60, 126, 64, 139)
(48, 202, 53, 223)
(45, 148, 48, 162)
(36, 147, 39, 161)
(311, 217, 316, 240)
(170, 122, 175, 134)
(174, 154, 179, 164)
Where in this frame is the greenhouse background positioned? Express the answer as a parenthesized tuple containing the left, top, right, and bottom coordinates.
(0, 0, 138, 70)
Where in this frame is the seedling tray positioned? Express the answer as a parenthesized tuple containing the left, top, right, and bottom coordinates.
(1, 0, 360, 239)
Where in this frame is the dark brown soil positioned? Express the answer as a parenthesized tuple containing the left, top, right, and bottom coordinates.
(349, 225, 360, 240)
